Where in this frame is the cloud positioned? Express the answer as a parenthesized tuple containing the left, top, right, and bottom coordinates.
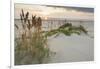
(14, 3, 94, 20)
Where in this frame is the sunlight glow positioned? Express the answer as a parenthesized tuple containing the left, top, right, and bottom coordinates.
(44, 17, 48, 20)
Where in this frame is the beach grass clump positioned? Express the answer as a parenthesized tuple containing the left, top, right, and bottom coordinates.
(15, 9, 51, 65)
(45, 23, 88, 37)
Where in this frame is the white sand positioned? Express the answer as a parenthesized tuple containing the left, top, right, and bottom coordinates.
(48, 34, 94, 63)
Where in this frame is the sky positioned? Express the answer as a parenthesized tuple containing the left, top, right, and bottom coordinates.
(14, 3, 94, 20)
